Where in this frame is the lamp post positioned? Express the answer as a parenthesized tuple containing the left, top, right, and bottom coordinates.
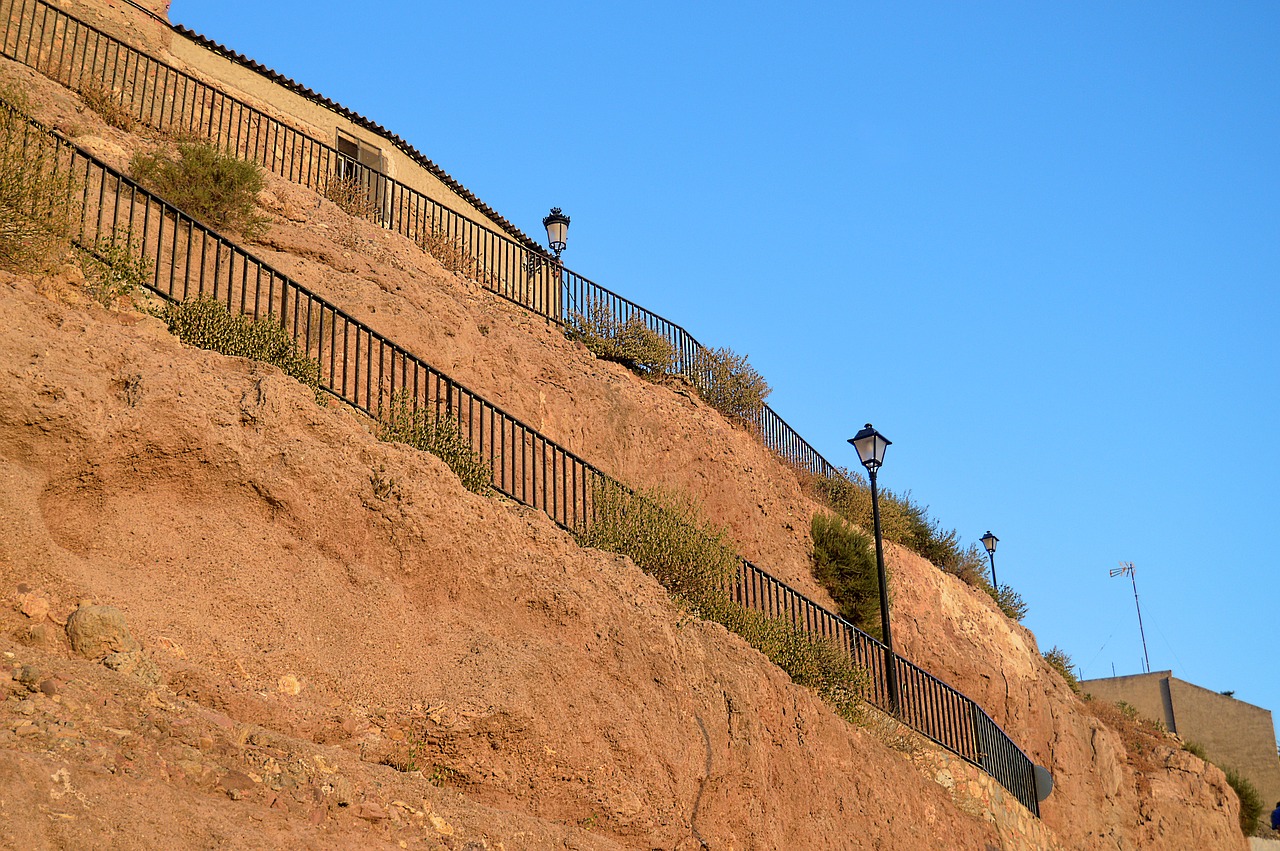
(849, 423, 898, 713)
(542, 207, 570, 262)
(981, 531, 999, 594)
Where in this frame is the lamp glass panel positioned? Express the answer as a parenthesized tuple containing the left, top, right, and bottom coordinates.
(546, 221, 567, 246)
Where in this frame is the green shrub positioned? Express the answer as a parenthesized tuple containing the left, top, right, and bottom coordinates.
(131, 139, 267, 237)
(806, 467, 1028, 620)
(992, 584, 1028, 621)
(569, 301, 675, 377)
(1042, 646, 1080, 693)
(577, 483, 737, 607)
(810, 512, 884, 640)
(1183, 740, 1207, 760)
(0, 92, 78, 271)
(79, 231, 152, 306)
(161, 297, 321, 401)
(578, 484, 866, 721)
(708, 599, 867, 723)
(691, 345, 770, 423)
(1223, 766, 1263, 835)
(378, 393, 492, 494)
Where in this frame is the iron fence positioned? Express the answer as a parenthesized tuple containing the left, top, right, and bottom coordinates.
(0, 0, 841, 482)
(1, 96, 1039, 816)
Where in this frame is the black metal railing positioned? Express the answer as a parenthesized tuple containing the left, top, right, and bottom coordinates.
(0, 97, 1039, 815)
(0, 0, 841, 482)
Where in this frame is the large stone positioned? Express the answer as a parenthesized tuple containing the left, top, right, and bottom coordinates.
(65, 604, 139, 659)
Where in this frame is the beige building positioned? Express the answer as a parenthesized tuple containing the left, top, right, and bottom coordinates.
(18, 0, 560, 315)
(1082, 671, 1280, 825)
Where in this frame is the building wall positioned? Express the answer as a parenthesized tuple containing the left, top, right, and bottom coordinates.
(1082, 671, 1280, 823)
(1168, 677, 1280, 813)
(165, 35, 513, 240)
(1080, 671, 1175, 731)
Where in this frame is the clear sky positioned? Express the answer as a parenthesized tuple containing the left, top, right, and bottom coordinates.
(169, 1, 1280, 736)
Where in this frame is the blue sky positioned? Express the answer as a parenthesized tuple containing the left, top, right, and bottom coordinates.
(169, 1, 1280, 734)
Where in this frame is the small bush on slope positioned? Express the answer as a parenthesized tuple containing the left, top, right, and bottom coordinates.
(419, 227, 491, 283)
(568, 301, 675, 377)
(1042, 646, 1080, 694)
(806, 467, 1028, 621)
(377, 393, 493, 495)
(79, 230, 153, 306)
(1222, 767, 1263, 835)
(810, 512, 884, 640)
(578, 483, 866, 722)
(77, 79, 134, 131)
(691, 345, 770, 423)
(160, 297, 322, 402)
(131, 139, 267, 237)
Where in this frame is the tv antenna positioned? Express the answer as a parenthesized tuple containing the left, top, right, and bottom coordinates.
(1109, 561, 1151, 674)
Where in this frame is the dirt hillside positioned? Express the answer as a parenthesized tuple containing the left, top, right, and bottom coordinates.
(2, 270, 1011, 849)
(0, 1, 1255, 845)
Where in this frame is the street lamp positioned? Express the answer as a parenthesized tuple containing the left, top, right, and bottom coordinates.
(848, 423, 899, 713)
(542, 207, 570, 261)
(981, 531, 999, 593)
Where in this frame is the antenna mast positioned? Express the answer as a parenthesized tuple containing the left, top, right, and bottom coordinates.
(1109, 561, 1151, 674)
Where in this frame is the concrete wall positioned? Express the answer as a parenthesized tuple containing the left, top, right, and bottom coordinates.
(1081, 670, 1175, 731)
(1083, 671, 1280, 828)
(1168, 677, 1280, 816)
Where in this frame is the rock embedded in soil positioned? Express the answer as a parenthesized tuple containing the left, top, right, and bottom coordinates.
(65, 603, 140, 659)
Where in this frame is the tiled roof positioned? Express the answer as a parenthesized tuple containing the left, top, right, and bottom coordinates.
(169, 23, 544, 253)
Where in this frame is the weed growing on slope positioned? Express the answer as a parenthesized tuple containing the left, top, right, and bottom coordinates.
(79, 230, 152, 306)
(578, 483, 737, 604)
(1177, 741, 1264, 834)
(420, 227, 490, 282)
(77, 79, 134, 131)
(992, 584, 1028, 621)
(0, 89, 78, 271)
(160, 297, 322, 401)
(378, 393, 492, 494)
(578, 483, 866, 722)
(1041, 646, 1080, 694)
(569, 301, 675, 377)
(131, 139, 268, 237)
(323, 174, 382, 251)
(710, 599, 868, 723)
(1222, 767, 1263, 834)
(324, 174, 380, 221)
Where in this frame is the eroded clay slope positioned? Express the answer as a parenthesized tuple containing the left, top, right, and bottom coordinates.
(1, 272, 1010, 849)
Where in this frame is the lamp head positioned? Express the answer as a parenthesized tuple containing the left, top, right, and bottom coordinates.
(981, 531, 998, 555)
(848, 423, 890, 472)
(542, 207, 570, 255)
